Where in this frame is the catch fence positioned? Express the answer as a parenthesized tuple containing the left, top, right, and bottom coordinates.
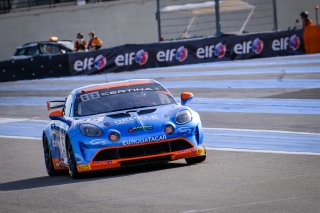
(156, 0, 278, 41)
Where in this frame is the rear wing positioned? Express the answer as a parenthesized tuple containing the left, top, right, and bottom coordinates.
(46, 100, 65, 111)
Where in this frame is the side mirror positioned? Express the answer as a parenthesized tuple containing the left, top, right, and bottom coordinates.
(181, 92, 193, 106)
(49, 109, 64, 121)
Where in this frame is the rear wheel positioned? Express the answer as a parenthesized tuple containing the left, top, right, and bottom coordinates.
(43, 137, 60, 176)
(66, 140, 80, 179)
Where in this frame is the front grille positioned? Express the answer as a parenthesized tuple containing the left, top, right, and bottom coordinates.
(93, 139, 192, 161)
(121, 156, 171, 167)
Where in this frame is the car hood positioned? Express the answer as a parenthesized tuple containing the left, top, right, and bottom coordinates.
(73, 104, 190, 142)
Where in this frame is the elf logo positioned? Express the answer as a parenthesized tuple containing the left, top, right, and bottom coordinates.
(157, 46, 188, 62)
(234, 38, 264, 55)
(197, 43, 226, 59)
(215, 43, 226, 58)
(272, 34, 300, 51)
(135, 49, 148, 65)
(115, 49, 149, 66)
(289, 34, 300, 51)
(94, 55, 107, 70)
(74, 54, 107, 72)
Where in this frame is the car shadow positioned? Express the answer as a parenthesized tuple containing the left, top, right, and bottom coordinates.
(0, 162, 188, 191)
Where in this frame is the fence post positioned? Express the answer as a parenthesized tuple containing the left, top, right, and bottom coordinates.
(272, 0, 278, 31)
(215, 0, 221, 36)
(156, 0, 162, 41)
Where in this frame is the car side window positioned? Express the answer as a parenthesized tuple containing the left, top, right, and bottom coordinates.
(26, 46, 40, 56)
(41, 44, 62, 55)
(64, 94, 73, 117)
(15, 48, 26, 56)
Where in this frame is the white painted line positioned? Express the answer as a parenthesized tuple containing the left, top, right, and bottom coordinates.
(206, 147, 320, 156)
(182, 197, 300, 213)
(0, 135, 41, 140)
(0, 118, 49, 123)
(203, 127, 320, 136)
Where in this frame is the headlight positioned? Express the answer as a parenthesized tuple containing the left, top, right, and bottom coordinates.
(80, 124, 103, 137)
(175, 110, 192, 125)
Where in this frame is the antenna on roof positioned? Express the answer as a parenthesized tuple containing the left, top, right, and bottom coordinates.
(105, 73, 108, 83)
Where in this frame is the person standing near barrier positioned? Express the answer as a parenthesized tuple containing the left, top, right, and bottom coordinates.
(300, 11, 314, 28)
(74, 33, 87, 52)
(87, 31, 103, 51)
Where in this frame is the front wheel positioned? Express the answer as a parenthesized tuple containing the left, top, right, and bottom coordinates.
(43, 137, 60, 176)
(185, 155, 206, 165)
(66, 141, 80, 179)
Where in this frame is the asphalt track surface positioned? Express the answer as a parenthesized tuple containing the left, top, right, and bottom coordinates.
(1, 54, 320, 212)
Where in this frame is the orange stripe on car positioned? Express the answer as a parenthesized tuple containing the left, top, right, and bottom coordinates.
(82, 80, 154, 93)
(88, 147, 205, 172)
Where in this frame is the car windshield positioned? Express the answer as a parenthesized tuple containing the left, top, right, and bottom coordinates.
(74, 83, 176, 116)
(58, 41, 74, 50)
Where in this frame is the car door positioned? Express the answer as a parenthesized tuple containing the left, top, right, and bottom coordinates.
(50, 94, 73, 165)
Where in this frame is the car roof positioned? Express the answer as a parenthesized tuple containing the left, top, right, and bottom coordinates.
(16, 40, 73, 49)
(73, 79, 157, 94)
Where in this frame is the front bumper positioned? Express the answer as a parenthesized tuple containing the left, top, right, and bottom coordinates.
(76, 139, 206, 173)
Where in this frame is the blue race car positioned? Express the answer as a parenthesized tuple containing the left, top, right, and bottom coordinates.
(42, 79, 206, 178)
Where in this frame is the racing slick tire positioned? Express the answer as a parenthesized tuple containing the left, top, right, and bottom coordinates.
(67, 141, 80, 179)
(185, 155, 206, 164)
(66, 140, 80, 179)
(43, 137, 60, 176)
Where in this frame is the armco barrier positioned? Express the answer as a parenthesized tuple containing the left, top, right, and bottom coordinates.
(0, 54, 70, 82)
(1, 29, 305, 82)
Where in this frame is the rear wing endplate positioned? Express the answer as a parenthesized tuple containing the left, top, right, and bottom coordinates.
(46, 100, 65, 111)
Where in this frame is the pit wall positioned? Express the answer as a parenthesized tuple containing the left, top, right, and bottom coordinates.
(1, 29, 311, 82)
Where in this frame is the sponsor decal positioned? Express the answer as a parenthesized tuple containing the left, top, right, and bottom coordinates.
(197, 148, 206, 155)
(88, 139, 107, 146)
(252, 38, 264, 54)
(196, 43, 226, 59)
(176, 46, 188, 62)
(197, 45, 215, 59)
(93, 160, 113, 165)
(115, 49, 149, 66)
(215, 42, 226, 58)
(272, 35, 300, 51)
(80, 87, 155, 102)
(234, 38, 264, 55)
(74, 55, 107, 72)
(135, 49, 149, 65)
(128, 125, 153, 133)
(78, 83, 166, 102)
(177, 148, 194, 154)
(94, 55, 107, 70)
(178, 127, 193, 134)
(157, 46, 188, 62)
(122, 135, 167, 146)
(115, 115, 159, 125)
(77, 164, 91, 172)
(289, 34, 300, 51)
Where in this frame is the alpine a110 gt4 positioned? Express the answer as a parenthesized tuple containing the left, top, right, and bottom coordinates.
(42, 79, 206, 178)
